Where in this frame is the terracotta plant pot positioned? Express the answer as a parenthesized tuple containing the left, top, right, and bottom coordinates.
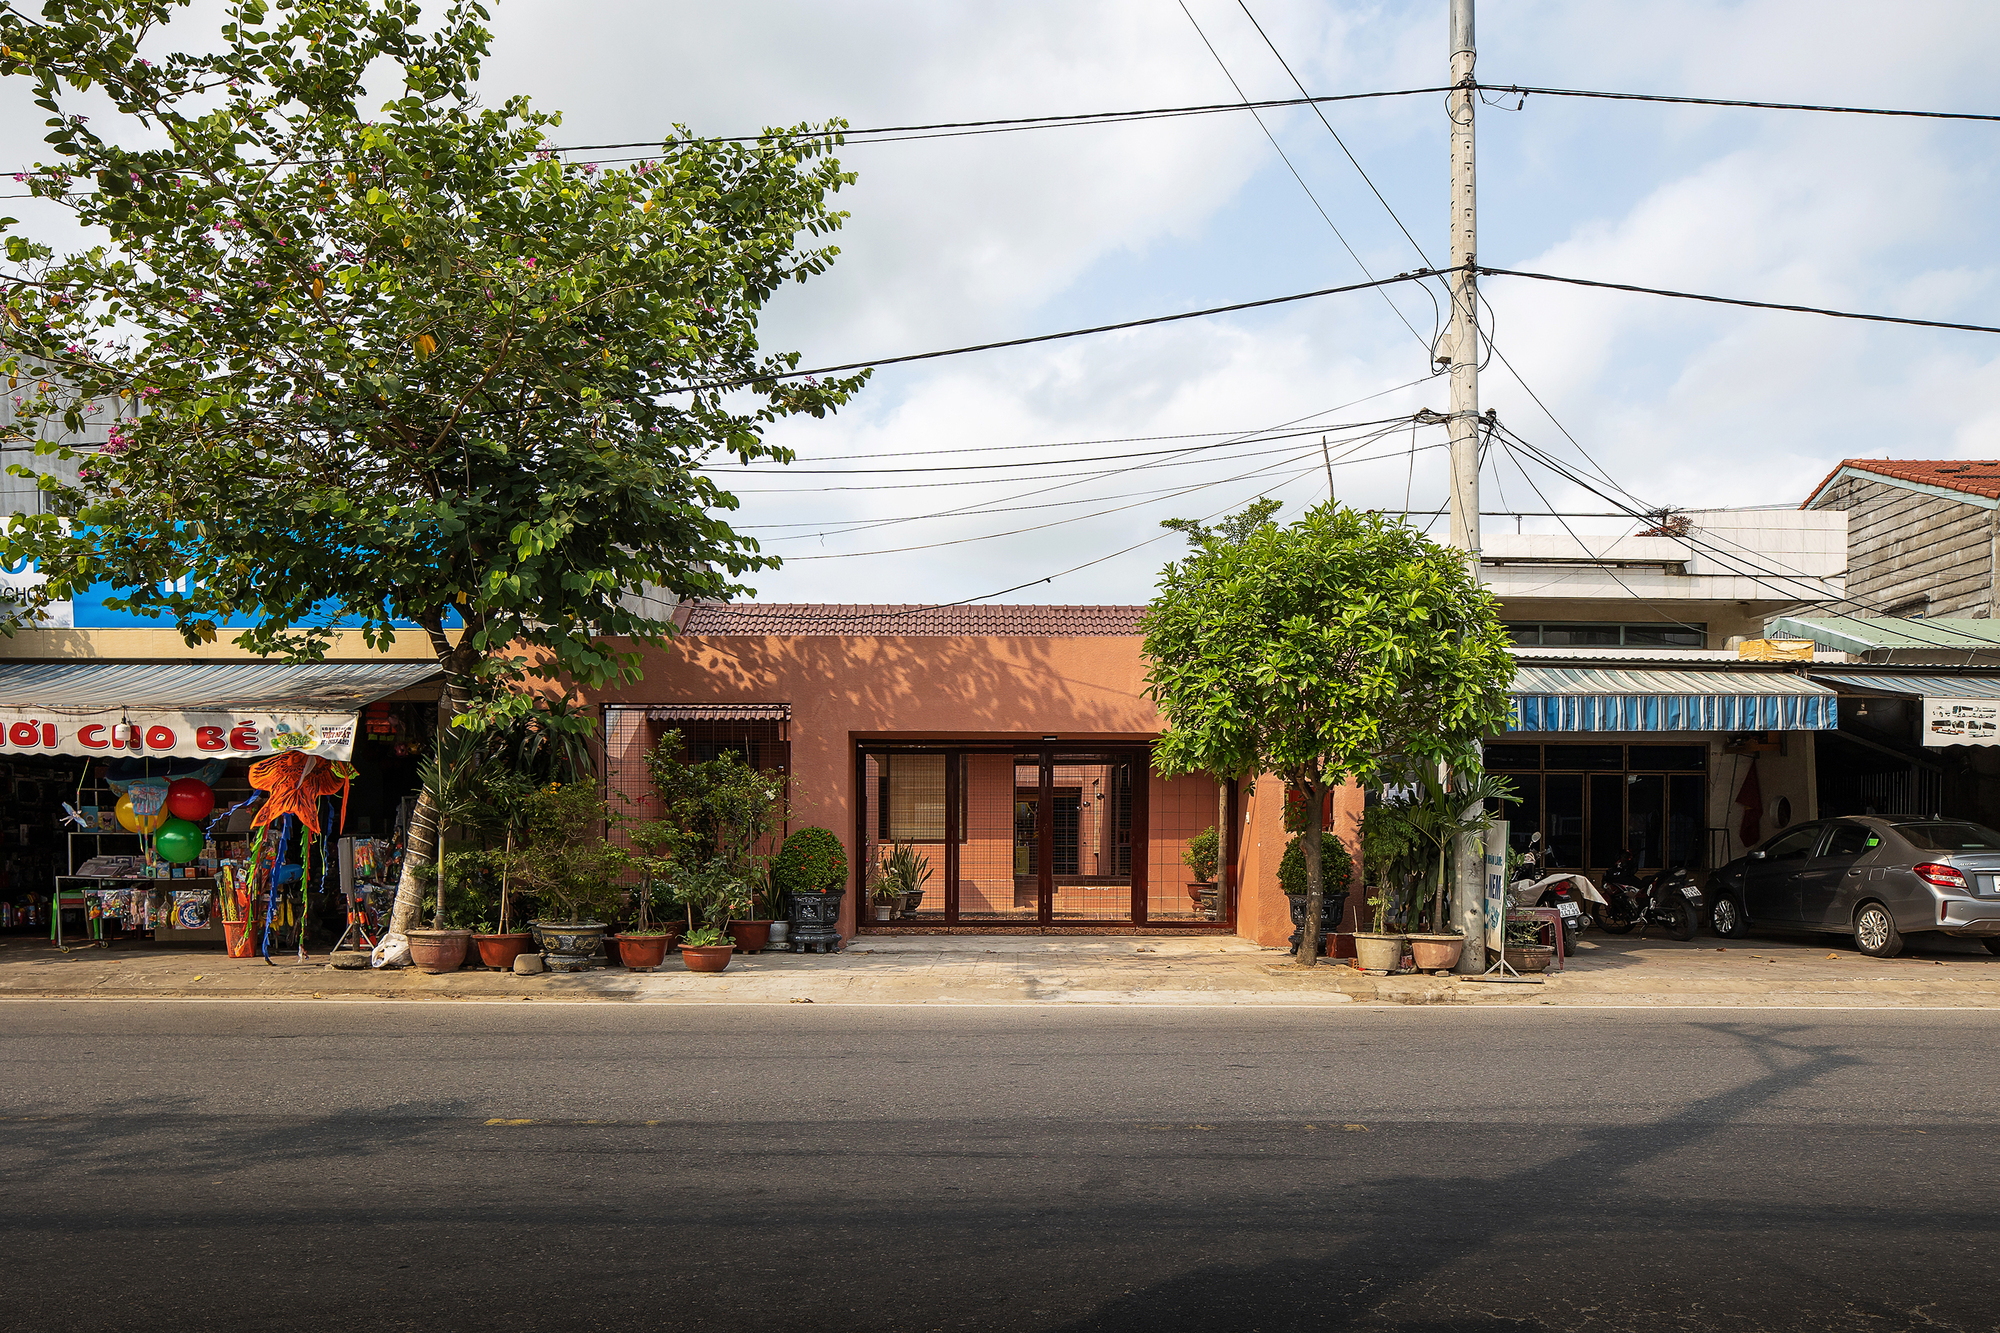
(1407, 934, 1466, 972)
(614, 932, 676, 970)
(727, 920, 773, 954)
(472, 932, 534, 970)
(680, 943, 736, 973)
(406, 928, 472, 974)
(1352, 932, 1405, 973)
(1504, 944, 1554, 974)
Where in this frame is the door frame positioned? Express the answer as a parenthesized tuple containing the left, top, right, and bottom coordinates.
(853, 739, 1214, 929)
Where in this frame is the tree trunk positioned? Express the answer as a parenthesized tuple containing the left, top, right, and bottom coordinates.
(386, 617, 471, 937)
(1298, 779, 1324, 967)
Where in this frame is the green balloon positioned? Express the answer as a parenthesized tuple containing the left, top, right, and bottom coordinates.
(154, 817, 203, 865)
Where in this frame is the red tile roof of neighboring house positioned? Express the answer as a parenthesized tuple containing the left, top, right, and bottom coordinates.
(677, 603, 1148, 637)
(1803, 458, 2000, 507)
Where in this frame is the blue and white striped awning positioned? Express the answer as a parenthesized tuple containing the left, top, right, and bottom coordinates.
(1510, 666, 1838, 733)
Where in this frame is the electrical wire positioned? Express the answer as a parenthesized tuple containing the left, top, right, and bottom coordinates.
(1478, 83, 2000, 126)
(1480, 265, 2000, 338)
(675, 267, 1443, 391)
(1176, 0, 1433, 352)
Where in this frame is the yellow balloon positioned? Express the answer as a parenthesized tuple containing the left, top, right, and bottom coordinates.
(115, 793, 167, 834)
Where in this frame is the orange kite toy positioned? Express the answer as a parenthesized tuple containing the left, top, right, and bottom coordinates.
(247, 752, 359, 836)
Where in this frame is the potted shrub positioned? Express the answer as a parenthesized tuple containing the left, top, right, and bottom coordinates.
(1182, 825, 1220, 918)
(873, 842, 929, 924)
(774, 826, 847, 954)
(727, 860, 775, 954)
(1354, 805, 1417, 972)
(1504, 912, 1553, 974)
(506, 783, 625, 972)
(1385, 768, 1513, 965)
(613, 871, 678, 971)
(407, 858, 474, 973)
(671, 858, 741, 973)
(1280, 828, 1352, 958)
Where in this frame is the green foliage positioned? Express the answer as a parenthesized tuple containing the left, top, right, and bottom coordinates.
(502, 781, 625, 925)
(646, 743, 786, 877)
(773, 825, 847, 896)
(1505, 913, 1546, 947)
(1380, 767, 1516, 933)
(1359, 803, 1423, 932)
(1145, 502, 1516, 792)
(1181, 825, 1220, 884)
(669, 856, 748, 936)
(872, 841, 930, 903)
(1277, 829, 1352, 899)
(0, 1, 867, 720)
(682, 924, 730, 949)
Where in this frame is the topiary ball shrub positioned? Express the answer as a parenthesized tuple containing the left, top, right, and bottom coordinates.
(773, 826, 849, 896)
(1277, 829, 1354, 899)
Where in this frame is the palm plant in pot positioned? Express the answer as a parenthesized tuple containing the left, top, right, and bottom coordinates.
(872, 842, 930, 923)
(1181, 825, 1220, 918)
(773, 826, 847, 953)
(1376, 768, 1514, 972)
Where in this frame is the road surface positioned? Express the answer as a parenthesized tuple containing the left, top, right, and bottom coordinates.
(3, 1000, 1994, 1331)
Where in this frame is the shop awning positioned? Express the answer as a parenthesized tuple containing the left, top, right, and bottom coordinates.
(1510, 665, 1837, 733)
(0, 661, 440, 760)
(1815, 672, 2000, 747)
(647, 703, 790, 723)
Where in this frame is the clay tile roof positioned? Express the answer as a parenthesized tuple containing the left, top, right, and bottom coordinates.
(678, 602, 1148, 637)
(1804, 458, 2000, 507)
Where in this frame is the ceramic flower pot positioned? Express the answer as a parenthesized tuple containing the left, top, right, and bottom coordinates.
(767, 920, 790, 949)
(726, 920, 773, 954)
(406, 928, 472, 974)
(613, 932, 676, 971)
(472, 932, 534, 970)
(535, 921, 608, 973)
(1352, 932, 1405, 973)
(1407, 934, 1466, 972)
(788, 889, 845, 954)
(872, 901, 895, 923)
(680, 943, 735, 973)
(1505, 944, 1553, 974)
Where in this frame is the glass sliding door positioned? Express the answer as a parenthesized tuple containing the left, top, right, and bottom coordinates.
(1049, 754, 1136, 922)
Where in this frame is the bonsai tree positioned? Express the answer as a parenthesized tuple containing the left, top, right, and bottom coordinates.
(504, 783, 625, 925)
(1181, 826, 1220, 885)
(774, 826, 849, 898)
(1145, 501, 1515, 965)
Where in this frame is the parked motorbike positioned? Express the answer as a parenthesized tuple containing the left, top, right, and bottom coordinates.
(1598, 850, 1703, 941)
(1507, 833, 1604, 947)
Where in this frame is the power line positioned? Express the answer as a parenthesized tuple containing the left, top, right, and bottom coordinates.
(1176, 0, 1433, 352)
(1479, 83, 2000, 126)
(676, 267, 1444, 391)
(701, 414, 1416, 475)
(1480, 265, 2000, 338)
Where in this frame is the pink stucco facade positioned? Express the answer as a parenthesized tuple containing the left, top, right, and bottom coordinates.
(568, 607, 1361, 947)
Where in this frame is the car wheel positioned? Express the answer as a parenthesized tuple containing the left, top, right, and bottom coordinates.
(1710, 894, 1748, 939)
(1982, 938, 2000, 957)
(1853, 902, 1904, 959)
(1665, 897, 1698, 941)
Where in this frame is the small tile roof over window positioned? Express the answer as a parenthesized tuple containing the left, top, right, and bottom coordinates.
(1805, 458, 2000, 506)
(678, 603, 1148, 637)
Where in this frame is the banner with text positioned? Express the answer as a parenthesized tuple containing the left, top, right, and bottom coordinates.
(0, 709, 358, 759)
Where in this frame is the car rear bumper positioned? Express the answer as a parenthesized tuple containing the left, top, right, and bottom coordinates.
(1936, 898, 2000, 936)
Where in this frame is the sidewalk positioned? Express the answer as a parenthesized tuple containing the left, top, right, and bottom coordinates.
(5, 927, 2000, 1007)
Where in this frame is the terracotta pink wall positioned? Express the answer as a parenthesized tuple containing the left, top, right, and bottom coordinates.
(564, 631, 1363, 943)
(1233, 773, 1365, 950)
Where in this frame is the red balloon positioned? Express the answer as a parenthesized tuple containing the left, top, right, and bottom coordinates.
(165, 777, 215, 823)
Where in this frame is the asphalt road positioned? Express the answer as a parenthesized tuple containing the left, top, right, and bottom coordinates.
(3, 1001, 1998, 1333)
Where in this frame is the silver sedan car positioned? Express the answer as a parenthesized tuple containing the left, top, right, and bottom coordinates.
(1706, 815, 2000, 958)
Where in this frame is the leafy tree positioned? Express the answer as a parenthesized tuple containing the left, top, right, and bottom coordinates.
(1143, 502, 1514, 964)
(0, 0, 866, 933)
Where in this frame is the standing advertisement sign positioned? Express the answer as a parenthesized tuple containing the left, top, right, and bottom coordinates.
(1484, 822, 1507, 958)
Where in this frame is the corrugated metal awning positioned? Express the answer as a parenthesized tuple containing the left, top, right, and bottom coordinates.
(648, 703, 790, 723)
(1511, 665, 1837, 733)
(1813, 673, 2000, 699)
(0, 661, 440, 714)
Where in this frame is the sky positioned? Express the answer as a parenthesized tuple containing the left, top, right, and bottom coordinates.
(8, 1, 2000, 607)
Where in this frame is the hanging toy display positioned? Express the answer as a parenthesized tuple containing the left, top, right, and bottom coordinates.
(115, 787, 168, 834)
(165, 777, 216, 823)
(240, 752, 358, 963)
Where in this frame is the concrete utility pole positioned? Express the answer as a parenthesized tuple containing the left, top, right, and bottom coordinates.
(1446, 0, 1487, 972)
